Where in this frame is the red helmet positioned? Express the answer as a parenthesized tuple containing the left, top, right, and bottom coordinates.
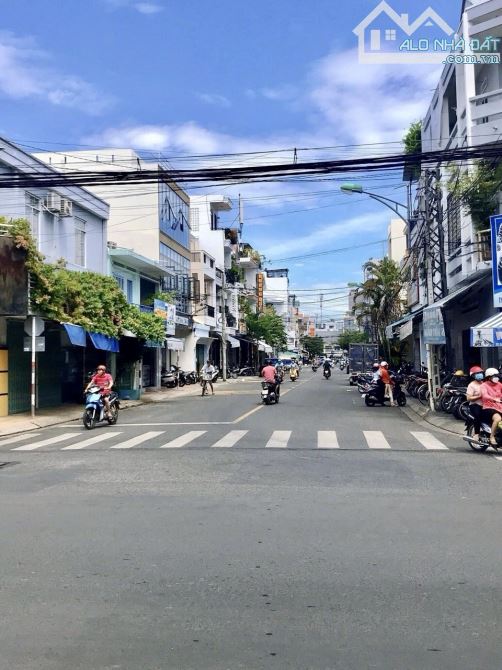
(469, 366, 483, 375)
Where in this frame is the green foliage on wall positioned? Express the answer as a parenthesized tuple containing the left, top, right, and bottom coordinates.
(8, 217, 166, 342)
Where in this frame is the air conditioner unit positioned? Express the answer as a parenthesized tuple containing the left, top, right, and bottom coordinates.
(45, 193, 62, 212)
(60, 198, 73, 217)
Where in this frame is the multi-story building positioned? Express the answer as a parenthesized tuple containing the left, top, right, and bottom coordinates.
(0, 136, 110, 415)
(392, 0, 502, 373)
(34, 148, 193, 387)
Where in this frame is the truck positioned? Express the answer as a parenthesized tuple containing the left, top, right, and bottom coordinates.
(348, 343, 379, 385)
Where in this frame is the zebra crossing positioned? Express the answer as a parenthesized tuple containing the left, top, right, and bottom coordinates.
(0, 427, 456, 452)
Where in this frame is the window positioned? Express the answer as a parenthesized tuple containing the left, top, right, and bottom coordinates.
(75, 218, 86, 266)
(113, 273, 124, 291)
(190, 207, 199, 233)
(385, 29, 396, 40)
(447, 194, 461, 253)
(126, 279, 133, 303)
(25, 194, 40, 247)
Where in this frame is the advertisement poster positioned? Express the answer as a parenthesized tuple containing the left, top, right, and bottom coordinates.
(423, 305, 446, 345)
(491, 214, 502, 308)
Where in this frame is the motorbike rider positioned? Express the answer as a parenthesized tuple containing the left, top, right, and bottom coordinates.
(85, 364, 113, 417)
(479, 367, 502, 446)
(379, 361, 396, 406)
(466, 366, 484, 436)
(371, 362, 381, 382)
(323, 358, 331, 378)
(201, 359, 216, 397)
(262, 360, 279, 394)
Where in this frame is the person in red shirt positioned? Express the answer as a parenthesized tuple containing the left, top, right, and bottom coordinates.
(85, 364, 114, 417)
(262, 361, 278, 385)
(479, 367, 502, 446)
(379, 361, 396, 406)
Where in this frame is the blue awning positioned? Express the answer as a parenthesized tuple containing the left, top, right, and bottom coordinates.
(89, 332, 120, 352)
(63, 323, 87, 347)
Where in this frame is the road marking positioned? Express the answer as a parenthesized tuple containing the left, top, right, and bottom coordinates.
(110, 431, 164, 449)
(12, 432, 77, 451)
(56, 421, 232, 427)
(317, 431, 340, 449)
(211, 430, 248, 448)
(233, 406, 264, 423)
(265, 431, 291, 448)
(363, 431, 391, 449)
(62, 431, 123, 450)
(410, 431, 448, 450)
(159, 430, 206, 448)
(0, 433, 40, 447)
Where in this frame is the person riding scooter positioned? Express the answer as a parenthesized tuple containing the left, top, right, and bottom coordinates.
(323, 359, 331, 379)
(479, 367, 502, 446)
(466, 366, 484, 437)
(262, 360, 280, 397)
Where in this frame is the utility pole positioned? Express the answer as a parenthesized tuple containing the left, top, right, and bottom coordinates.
(320, 293, 323, 326)
(221, 276, 227, 382)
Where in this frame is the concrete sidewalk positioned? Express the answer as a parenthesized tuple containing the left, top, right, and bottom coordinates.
(0, 377, 258, 438)
(401, 395, 465, 436)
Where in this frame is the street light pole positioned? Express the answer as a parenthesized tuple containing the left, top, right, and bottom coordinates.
(221, 276, 227, 382)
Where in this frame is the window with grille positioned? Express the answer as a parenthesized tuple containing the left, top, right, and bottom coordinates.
(447, 195, 461, 253)
(25, 194, 40, 247)
(75, 218, 86, 266)
(190, 207, 199, 233)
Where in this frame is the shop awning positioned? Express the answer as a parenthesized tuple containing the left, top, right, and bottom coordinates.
(62, 323, 86, 347)
(89, 332, 120, 352)
(258, 340, 273, 353)
(385, 315, 411, 340)
(167, 337, 185, 351)
(471, 312, 502, 347)
(428, 275, 487, 311)
(197, 336, 216, 346)
(227, 335, 240, 348)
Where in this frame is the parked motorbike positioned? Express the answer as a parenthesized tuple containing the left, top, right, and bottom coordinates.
(83, 386, 119, 430)
(239, 366, 256, 376)
(363, 376, 407, 407)
(184, 371, 198, 385)
(161, 366, 179, 388)
(261, 380, 280, 405)
(290, 368, 298, 382)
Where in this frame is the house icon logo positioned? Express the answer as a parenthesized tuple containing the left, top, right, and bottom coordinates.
(354, 0, 455, 64)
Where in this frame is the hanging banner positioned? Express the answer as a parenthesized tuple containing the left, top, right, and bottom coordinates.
(256, 272, 264, 313)
(166, 303, 176, 336)
(491, 214, 502, 308)
(423, 305, 446, 344)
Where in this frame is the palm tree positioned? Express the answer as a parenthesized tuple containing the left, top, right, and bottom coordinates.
(353, 258, 405, 358)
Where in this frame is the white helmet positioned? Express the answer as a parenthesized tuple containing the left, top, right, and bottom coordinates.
(380, 361, 388, 367)
(485, 367, 499, 377)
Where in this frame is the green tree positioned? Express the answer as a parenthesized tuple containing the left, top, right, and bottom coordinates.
(301, 336, 324, 357)
(448, 159, 502, 231)
(245, 306, 287, 351)
(353, 257, 405, 357)
(337, 330, 368, 351)
(403, 120, 422, 154)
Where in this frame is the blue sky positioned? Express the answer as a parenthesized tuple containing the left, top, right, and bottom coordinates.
(0, 0, 461, 319)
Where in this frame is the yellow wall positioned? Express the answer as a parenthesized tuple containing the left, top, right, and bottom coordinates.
(0, 349, 7, 417)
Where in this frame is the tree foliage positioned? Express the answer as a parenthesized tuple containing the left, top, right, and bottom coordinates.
(448, 160, 502, 231)
(301, 336, 324, 357)
(337, 330, 368, 351)
(403, 121, 422, 154)
(245, 305, 287, 351)
(8, 217, 166, 342)
(353, 257, 405, 355)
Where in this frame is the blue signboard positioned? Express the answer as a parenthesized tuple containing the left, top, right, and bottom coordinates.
(471, 327, 502, 347)
(423, 305, 446, 345)
(491, 214, 502, 308)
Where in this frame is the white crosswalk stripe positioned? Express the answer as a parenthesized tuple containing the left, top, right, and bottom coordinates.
(159, 430, 206, 448)
(12, 432, 77, 451)
(410, 431, 448, 450)
(62, 431, 123, 450)
(0, 433, 40, 447)
(211, 430, 248, 448)
(110, 431, 164, 449)
(363, 431, 391, 449)
(317, 431, 339, 449)
(265, 431, 291, 448)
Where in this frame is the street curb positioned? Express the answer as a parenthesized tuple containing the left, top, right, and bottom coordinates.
(400, 401, 465, 436)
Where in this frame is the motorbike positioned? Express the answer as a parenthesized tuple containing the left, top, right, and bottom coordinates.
(290, 367, 299, 382)
(312, 364, 318, 372)
(184, 370, 198, 385)
(463, 409, 502, 452)
(238, 366, 256, 376)
(363, 376, 406, 407)
(323, 367, 331, 380)
(261, 380, 280, 405)
(161, 366, 179, 388)
(83, 385, 119, 430)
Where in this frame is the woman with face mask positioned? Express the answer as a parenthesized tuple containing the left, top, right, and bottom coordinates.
(480, 367, 502, 446)
(466, 366, 484, 436)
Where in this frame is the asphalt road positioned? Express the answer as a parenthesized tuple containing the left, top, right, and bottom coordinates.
(1, 369, 501, 669)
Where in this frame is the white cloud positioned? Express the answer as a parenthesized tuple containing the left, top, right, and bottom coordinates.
(260, 85, 298, 101)
(196, 92, 231, 107)
(134, 2, 164, 14)
(261, 210, 389, 259)
(0, 32, 112, 114)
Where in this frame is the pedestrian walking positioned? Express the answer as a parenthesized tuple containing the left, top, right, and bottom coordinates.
(201, 359, 216, 396)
